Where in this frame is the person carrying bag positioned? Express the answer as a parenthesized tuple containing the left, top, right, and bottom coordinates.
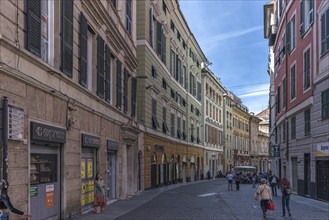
(255, 178, 272, 219)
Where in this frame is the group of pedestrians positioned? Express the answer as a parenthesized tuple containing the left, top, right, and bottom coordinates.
(226, 171, 241, 190)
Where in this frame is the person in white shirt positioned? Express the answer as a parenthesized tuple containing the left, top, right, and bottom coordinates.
(226, 172, 234, 190)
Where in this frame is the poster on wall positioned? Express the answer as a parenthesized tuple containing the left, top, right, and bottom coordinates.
(81, 160, 86, 179)
(45, 185, 54, 208)
(87, 159, 93, 178)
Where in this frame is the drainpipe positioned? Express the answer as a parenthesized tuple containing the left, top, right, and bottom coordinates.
(2, 96, 8, 180)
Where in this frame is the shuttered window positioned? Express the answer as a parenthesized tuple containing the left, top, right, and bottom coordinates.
(26, 0, 41, 57)
(116, 60, 122, 109)
(197, 81, 201, 101)
(321, 9, 329, 55)
(290, 64, 296, 100)
(322, 89, 329, 119)
(131, 77, 137, 118)
(61, 0, 73, 77)
(126, 0, 132, 35)
(96, 36, 105, 98)
(123, 69, 128, 114)
(303, 48, 310, 90)
(156, 21, 162, 56)
(105, 46, 111, 102)
(79, 13, 88, 87)
(161, 32, 166, 64)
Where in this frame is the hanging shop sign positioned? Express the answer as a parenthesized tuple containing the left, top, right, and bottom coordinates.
(31, 122, 66, 143)
(8, 105, 24, 141)
(82, 134, 100, 148)
(316, 142, 329, 157)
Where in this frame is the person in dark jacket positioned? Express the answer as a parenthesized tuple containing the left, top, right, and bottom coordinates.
(0, 179, 31, 219)
(269, 174, 279, 196)
(234, 173, 241, 190)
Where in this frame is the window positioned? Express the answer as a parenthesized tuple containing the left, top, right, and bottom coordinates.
(79, 13, 88, 88)
(176, 57, 181, 83)
(282, 122, 286, 143)
(111, 0, 117, 8)
(105, 46, 112, 102)
(303, 48, 311, 90)
(177, 116, 181, 139)
(170, 20, 175, 32)
(290, 64, 296, 100)
(197, 82, 201, 101)
(26, 0, 54, 64)
(152, 98, 159, 129)
(151, 65, 157, 78)
(190, 123, 195, 142)
(300, 0, 314, 36)
(276, 85, 281, 113)
(322, 89, 329, 119)
(171, 113, 175, 137)
(304, 109, 311, 136)
(162, 0, 167, 15)
(156, 21, 166, 64)
(61, 0, 73, 76)
(149, 8, 154, 48)
(182, 66, 186, 88)
(162, 107, 169, 133)
(170, 49, 175, 77)
(291, 116, 296, 139)
(182, 118, 186, 140)
(321, 9, 329, 55)
(162, 78, 167, 90)
(126, 0, 132, 35)
(287, 15, 296, 53)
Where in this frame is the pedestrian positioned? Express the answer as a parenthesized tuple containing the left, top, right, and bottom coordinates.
(219, 170, 222, 178)
(0, 179, 32, 219)
(255, 178, 272, 219)
(252, 173, 257, 188)
(269, 174, 279, 196)
(94, 173, 106, 214)
(280, 177, 292, 217)
(226, 172, 234, 190)
(207, 170, 211, 180)
(234, 173, 241, 190)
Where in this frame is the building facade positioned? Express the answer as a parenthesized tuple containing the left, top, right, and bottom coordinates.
(201, 66, 225, 178)
(223, 92, 235, 173)
(136, 0, 206, 189)
(0, 0, 141, 218)
(264, 0, 329, 201)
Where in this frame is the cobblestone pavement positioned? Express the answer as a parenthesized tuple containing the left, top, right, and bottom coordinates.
(71, 179, 329, 220)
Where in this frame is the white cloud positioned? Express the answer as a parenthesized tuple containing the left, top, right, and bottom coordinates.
(239, 90, 269, 98)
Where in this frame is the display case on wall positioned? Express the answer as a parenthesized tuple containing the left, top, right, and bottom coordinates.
(30, 154, 57, 185)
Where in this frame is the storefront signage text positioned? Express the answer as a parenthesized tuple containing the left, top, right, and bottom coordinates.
(31, 122, 66, 143)
(316, 142, 329, 157)
(30, 186, 38, 197)
(154, 144, 164, 152)
(82, 134, 100, 148)
(107, 140, 119, 151)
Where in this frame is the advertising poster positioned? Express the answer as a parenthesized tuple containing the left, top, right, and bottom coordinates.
(81, 159, 86, 179)
(87, 159, 93, 178)
(46, 185, 54, 208)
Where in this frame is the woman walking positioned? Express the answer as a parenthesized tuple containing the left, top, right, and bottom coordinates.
(280, 177, 292, 217)
(94, 173, 106, 214)
(256, 178, 272, 218)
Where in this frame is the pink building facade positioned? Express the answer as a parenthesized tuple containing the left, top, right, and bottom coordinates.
(264, 0, 329, 202)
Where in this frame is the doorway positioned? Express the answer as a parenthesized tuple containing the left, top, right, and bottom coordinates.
(107, 152, 116, 200)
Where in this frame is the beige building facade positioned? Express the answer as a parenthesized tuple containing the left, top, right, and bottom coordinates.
(0, 0, 140, 218)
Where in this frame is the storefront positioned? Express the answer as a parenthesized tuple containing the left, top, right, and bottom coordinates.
(30, 122, 66, 220)
(106, 139, 118, 202)
(316, 142, 329, 202)
(80, 133, 100, 212)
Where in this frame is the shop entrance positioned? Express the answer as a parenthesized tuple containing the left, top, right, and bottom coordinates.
(30, 145, 60, 220)
(107, 152, 116, 200)
(316, 160, 329, 201)
(81, 147, 96, 212)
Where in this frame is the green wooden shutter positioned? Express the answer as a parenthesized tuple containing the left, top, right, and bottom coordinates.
(79, 13, 88, 87)
(61, 0, 73, 77)
(300, 0, 305, 36)
(26, 0, 41, 57)
(161, 32, 166, 64)
(116, 60, 122, 109)
(131, 77, 137, 118)
(97, 36, 105, 98)
(105, 46, 111, 102)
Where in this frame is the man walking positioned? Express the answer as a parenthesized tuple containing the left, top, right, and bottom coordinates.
(234, 173, 241, 190)
(227, 172, 234, 190)
(269, 174, 279, 196)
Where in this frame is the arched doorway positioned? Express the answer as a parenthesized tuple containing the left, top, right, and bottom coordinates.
(190, 156, 195, 181)
(182, 155, 187, 183)
(170, 155, 175, 184)
(151, 153, 157, 188)
(177, 155, 181, 182)
(138, 151, 142, 190)
(160, 154, 167, 186)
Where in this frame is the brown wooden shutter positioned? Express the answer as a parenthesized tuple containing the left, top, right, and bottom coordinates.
(96, 36, 105, 98)
(26, 0, 41, 57)
(79, 13, 88, 87)
(61, 0, 74, 77)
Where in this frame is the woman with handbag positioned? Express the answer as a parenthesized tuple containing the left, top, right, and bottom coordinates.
(94, 173, 106, 214)
(256, 178, 272, 218)
(280, 177, 292, 217)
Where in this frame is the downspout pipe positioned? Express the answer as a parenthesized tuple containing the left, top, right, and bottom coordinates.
(2, 96, 8, 180)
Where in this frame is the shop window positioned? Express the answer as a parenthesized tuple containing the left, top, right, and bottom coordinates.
(31, 154, 57, 185)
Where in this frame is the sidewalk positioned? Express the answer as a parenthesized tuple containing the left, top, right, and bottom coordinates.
(70, 180, 206, 220)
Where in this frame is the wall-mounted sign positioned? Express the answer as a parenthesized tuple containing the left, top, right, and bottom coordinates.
(270, 144, 280, 157)
(8, 105, 24, 141)
(30, 186, 38, 197)
(31, 122, 66, 143)
(82, 134, 100, 148)
(316, 142, 329, 157)
(107, 140, 119, 151)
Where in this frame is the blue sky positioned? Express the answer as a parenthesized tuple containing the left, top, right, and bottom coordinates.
(180, 0, 269, 114)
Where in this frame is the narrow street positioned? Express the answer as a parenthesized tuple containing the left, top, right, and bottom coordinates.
(115, 179, 328, 220)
